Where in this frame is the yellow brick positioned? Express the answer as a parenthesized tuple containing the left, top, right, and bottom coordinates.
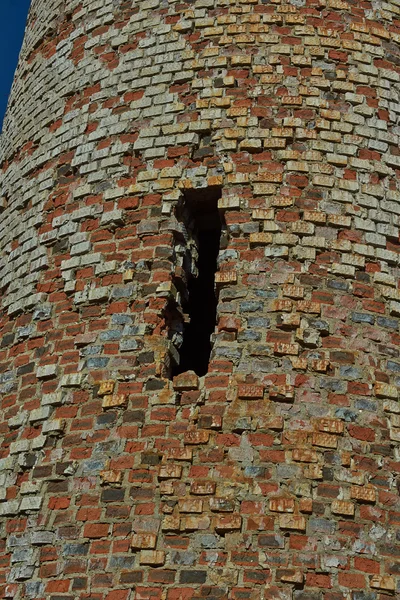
(249, 233, 273, 245)
(254, 172, 283, 183)
(260, 74, 283, 84)
(214, 514, 242, 532)
(282, 96, 302, 105)
(304, 464, 323, 479)
(297, 300, 321, 314)
(215, 270, 237, 284)
(191, 480, 216, 495)
(279, 569, 304, 583)
(375, 382, 398, 399)
(317, 418, 344, 434)
(278, 313, 300, 328)
(312, 433, 338, 449)
(131, 534, 157, 549)
(304, 210, 327, 223)
(98, 380, 115, 396)
(269, 385, 295, 401)
(203, 26, 224, 36)
(311, 359, 330, 372)
(331, 500, 355, 516)
(163, 447, 193, 461)
(282, 285, 304, 299)
(370, 575, 395, 591)
(184, 430, 210, 444)
(270, 299, 293, 312)
(299, 498, 313, 513)
(272, 127, 293, 137)
(327, 214, 351, 227)
(264, 138, 287, 148)
(238, 384, 264, 399)
(180, 516, 211, 531)
(253, 183, 277, 195)
(271, 195, 294, 206)
(292, 448, 318, 463)
(102, 394, 127, 409)
(269, 497, 295, 513)
(351, 485, 376, 503)
(290, 357, 308, 370)
(140, 551, 165, 566)
(279, 515, 306, 531)
(252, 208, 274, 220)
(99, 470, 122, 484)
(162, 515, 180, 530)
(158, 465, 182, 480)
(274, 342, 299, 356)
(178, 499, 203, 513)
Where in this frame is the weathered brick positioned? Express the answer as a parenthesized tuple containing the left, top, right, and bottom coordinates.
(351, 486, 376, 504)
(131, 534, 157, 550)
(1, 3, 400, 599)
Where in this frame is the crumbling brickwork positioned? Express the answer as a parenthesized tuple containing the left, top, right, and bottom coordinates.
(1, 0, 400, 598)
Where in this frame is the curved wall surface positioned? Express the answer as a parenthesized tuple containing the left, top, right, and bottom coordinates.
(1, 0, 400, 598)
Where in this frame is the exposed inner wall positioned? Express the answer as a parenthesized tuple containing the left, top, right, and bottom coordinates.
(0, 0, 400, 599)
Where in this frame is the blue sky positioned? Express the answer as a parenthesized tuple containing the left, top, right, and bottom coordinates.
(0, 0, 31, 129)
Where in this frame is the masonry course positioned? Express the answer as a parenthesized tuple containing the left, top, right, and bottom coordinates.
(0, 0, 400, 598)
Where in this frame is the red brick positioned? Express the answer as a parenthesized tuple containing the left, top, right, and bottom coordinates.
(83, 524, 110, 539)
(354, 557, 380, 574)
(338, 573, 366, 588)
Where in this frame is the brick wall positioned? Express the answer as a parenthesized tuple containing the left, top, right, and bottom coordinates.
(0, 0, 400, 598)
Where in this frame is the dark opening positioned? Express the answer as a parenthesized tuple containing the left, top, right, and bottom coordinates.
(173, 189, 222, 377)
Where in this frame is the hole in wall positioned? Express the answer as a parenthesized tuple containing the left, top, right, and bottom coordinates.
(172, 187, 223, 377)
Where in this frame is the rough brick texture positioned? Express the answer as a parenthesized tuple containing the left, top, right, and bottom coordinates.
(1, 0, 400, 599)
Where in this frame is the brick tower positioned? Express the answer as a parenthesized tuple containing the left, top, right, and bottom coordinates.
(1, 0, 400, 598)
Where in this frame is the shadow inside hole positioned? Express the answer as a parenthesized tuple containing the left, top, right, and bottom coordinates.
(173, 188, 223, 377)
